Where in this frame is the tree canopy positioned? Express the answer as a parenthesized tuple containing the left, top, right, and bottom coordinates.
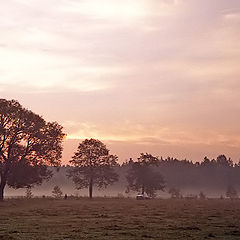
(126, 153, 165, 197)
(68, 138, 118, 198)
(0, 99, 65, 200)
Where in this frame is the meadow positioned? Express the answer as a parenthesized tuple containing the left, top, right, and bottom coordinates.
(0, 198, 240, 240)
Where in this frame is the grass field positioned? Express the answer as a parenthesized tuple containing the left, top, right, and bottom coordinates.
(1, 198, 240, 240)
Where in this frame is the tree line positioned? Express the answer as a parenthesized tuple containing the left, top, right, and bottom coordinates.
(1, 99, 240, 200)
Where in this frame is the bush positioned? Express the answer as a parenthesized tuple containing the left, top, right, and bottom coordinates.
(52, 185, 63, 198)
(25, 187, 33, 199)
(199, 191, 206, 199)
(226, 186, 238, 199)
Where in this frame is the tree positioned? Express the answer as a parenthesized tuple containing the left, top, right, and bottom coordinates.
(126, 153, 165, 197)
(52, 185, 63, 198)
(168, 187, 181, 199)
(226, 185, 238, 199)
(25, 186, 33, 199)
(216, 155, 233, 167)
(67, 139, 118, 198)
(0, 99, 65, 200)
(201, 156, 211, 166)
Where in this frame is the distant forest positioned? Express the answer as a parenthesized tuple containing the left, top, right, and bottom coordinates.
(7, 154, 240, 198)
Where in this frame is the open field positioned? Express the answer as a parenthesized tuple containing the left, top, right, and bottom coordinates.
(1, 198, 240, 240)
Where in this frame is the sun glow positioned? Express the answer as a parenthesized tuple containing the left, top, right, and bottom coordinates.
(65, 0, 146, 22)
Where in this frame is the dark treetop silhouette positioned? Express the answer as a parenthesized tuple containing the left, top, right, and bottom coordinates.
(0, 99, 65, 200)
(126, 153, 165, 197)
(68, 138, 118, 198)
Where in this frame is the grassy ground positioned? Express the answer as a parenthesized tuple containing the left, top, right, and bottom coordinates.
(0, 198, 240, 240)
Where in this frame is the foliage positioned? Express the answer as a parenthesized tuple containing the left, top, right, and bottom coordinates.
(199, 191, 206, 199)
(25, 186, 33, 199)
(126, 153, 165, 197)
(52, 185, 63, 198)
(7, 162, 52, 189)
(0, 99, 65, 200)
(123, 154, 240, 194)
(68, 138, 118, 198)
(216, 155, 233, 167)
(168, 187, 182, 198)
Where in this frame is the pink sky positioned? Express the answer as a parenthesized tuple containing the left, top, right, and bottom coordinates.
(1, 0, 240, 163)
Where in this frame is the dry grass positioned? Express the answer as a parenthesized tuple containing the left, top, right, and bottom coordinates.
(0, 198, 240, 239)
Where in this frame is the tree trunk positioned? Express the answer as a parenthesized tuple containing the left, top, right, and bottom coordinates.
(0, 175, 6, 201)
(89, 178, 93, 199)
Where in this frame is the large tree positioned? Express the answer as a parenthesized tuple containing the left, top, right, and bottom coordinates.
(126, 153, 165, 197)
(68, 138, 118, 198)
(0, 99, 65, 200)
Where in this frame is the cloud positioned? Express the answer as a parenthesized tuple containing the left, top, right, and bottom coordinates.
(1, 0, 240, 162)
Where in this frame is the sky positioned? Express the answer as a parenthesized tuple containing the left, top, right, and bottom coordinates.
(1, 0, 240, 163)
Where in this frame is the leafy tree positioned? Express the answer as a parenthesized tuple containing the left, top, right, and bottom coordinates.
(201, 156, 211, 166)
(52, 185, 63, 198)
(126, 153, 165, 197)
(67, 139, 118, 198)
(226, 186, 238, 199)
(216, 155, 233, 167)
(168, 187, 181, 199)
(0, 99, 65, 200)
